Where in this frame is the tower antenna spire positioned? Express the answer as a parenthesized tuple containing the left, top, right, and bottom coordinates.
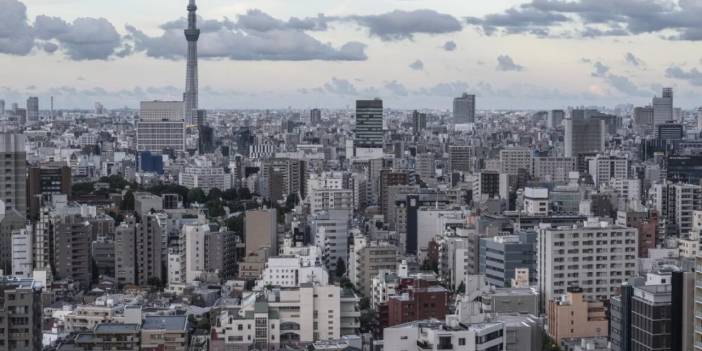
(184, 0, 200, 126)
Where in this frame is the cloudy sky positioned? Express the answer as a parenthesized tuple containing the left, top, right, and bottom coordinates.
(1, 0, 702, 110)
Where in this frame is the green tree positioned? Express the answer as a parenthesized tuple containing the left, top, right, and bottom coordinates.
(456, 281, 466, 294)
(206, 199, 225, 218)
(225, 215, 245, 234)
(358, 298, 378, 334)
(222, 188, 239, 201)
(187, 188, 206, 204)
(120, 191, 135, 211)
(147, 277, 163, 292)
(420, 257, 438, 273)
(207, 188, 222, 201)
(335, 257, 346, 278)
(72, 182, 95, 196)
(543, 336, 561, 351)
(285, 193, 299, 210)
(340, 278, 354, 291)
(238, 187, 252, 200)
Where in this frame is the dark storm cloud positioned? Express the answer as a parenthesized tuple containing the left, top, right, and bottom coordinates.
(466, 0, 702, 40)
(347, 9, 462, 41)
(496, 55, 525, 72)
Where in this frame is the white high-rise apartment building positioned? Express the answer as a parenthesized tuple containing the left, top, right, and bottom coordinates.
(523, 187, 549, 216)
(673, 183, 702, 235)
(259, 255, 329, 288)
(137, 101, 185, 153)
(308, 172, 353, 212)
(588, 155, 629, 186)
(182, 223, 210, 284)
(11, 227, 32, 277)
(537, 219, 638, 309)
(214, 285, 360, 348)
(609, 178, 642, 208)
(695, 246, 702, 350)
(533, 157, 576, 183)
(179, 166, 232, 192)
(311, 209, 351, 272)
(384, 318, 505, 351)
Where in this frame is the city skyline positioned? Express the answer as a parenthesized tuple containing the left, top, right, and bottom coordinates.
(1, 0, 702, 109)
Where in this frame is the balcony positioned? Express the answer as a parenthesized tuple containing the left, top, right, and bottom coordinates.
(417, 341, 432, 350)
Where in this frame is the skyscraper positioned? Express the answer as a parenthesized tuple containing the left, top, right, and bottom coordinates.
(653, 87, 673, 127)
(354, 99, 384, 158)
(183, 0, 200, 125)
(0, 134, 27, 215)
(310, 108, 322, 126)
(564, 113, 605, 158)
(547, 109, 564, 129)
(453, 93, 475, 124)
(0, 100, 5, 117)
(137, 101, 186, 153)
(26, 96, 38, 123)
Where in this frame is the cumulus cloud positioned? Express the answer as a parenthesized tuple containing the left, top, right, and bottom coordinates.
(0, 1, 125, 59)
(236, 9, 330, 32)
(347, 9, 462, 41)
(624, 52, 644, 67)
(38, 17, 123, 60)
(496, 55, 524, 71)
(384, 80, 409, 96)
(127, 13, 367, 61)
(591, 61, 610, 77)
(665, 65, 702, 86)
(409, 60, 424, 71)
(42, 42, 59, 54)
(0, 0, 35, 55)
(443, 41, 457, 51)
(323, 78, 358, 95)
(604, 74, 650, 96)
(465, 0, 702, 41)
(416, 81, 471, 97)
(587, 61, 650, 96)
(1, 2, 366, 61)
(466, 6, 569, 36)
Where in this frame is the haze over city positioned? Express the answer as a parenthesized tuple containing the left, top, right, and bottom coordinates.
(2, 0, 702, 108)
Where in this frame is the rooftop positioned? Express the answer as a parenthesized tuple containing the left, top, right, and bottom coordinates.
(94, 323, 140, 334)
(142, 315, 188, 331)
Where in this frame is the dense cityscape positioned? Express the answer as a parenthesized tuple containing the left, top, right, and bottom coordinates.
(1, 0, 702, 350)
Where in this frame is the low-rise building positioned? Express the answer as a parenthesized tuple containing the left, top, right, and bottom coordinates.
(383, 317, 506, 351)
(141, 315, 189, 351)
(546, 287, 608, 343)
